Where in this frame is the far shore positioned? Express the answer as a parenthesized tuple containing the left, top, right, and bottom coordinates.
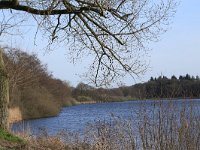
(9, 97, 200, 124)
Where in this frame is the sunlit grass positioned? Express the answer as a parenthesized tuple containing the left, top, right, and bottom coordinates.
(0, 128, 24, 143)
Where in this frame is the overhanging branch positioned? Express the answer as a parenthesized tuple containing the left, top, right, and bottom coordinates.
(0, 1, 102, 15)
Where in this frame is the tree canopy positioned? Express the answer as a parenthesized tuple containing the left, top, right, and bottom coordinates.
(0, 0, 176, 86)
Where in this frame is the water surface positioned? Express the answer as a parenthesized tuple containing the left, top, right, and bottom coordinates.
(12, 99, 200, 135)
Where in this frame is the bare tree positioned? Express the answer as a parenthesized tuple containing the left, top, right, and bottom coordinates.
(0, 47, 47, 129)
(3, 47, 47, 91)
(0, 0, 177, 129)
(0, 0, 177, 86)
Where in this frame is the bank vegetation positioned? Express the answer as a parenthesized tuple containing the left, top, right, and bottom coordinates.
(1, 100, 200, 150)
(3, 47, 78, 121)
(2, 47, 200, 122)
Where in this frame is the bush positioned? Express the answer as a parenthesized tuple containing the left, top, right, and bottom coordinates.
(20, 86, 61, 119)
(62, 97, 78, 107)
(77, 96, 93, 102)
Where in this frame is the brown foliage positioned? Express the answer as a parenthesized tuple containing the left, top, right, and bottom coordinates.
(2, 47, 75, 119)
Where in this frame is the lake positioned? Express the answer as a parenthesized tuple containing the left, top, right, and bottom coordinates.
(12, 99, 200, 135)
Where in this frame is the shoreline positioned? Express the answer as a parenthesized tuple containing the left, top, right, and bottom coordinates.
(9, 101, 97, 124)
(9, 97, 200, 124)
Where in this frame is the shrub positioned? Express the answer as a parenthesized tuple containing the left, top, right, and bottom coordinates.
(20, 86, 61, 119)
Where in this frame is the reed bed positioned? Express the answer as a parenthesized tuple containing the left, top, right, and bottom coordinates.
(13, 100, 200, 150)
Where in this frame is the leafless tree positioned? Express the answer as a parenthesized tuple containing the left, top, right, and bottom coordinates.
(3, 47, 47, 91)
(0, 0, 177, 86)
(0, 0, 177, 129)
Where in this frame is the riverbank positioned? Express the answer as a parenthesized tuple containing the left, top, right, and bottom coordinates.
(9, 99, 100, 124)
(3, 100, 200, 150)
(8, 101, 98, 124)
(8, 98, 79, 124)
(9, 97, 199, 124)
(8, 96, 133, 123)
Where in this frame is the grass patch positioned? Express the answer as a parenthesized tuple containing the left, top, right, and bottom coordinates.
(0, 128, 23, 143)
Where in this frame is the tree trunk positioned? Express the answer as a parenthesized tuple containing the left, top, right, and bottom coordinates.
(0, 48, 9, 130)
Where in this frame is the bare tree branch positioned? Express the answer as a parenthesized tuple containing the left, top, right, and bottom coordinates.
(0, 0, 177, 86)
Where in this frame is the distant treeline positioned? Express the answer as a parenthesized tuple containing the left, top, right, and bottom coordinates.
(3, 47, 77, 119)
(72, 75, 200, 101)
(124, 75, 200, 99)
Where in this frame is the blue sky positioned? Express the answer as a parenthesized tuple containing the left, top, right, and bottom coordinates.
(148, 0, 200, 81)
(1, 0, 200, 87)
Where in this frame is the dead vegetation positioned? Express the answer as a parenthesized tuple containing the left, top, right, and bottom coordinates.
(8, 100, 200, 150)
